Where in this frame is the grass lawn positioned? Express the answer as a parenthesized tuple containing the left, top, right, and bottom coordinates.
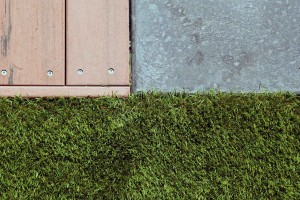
(0, 91, 299, 199)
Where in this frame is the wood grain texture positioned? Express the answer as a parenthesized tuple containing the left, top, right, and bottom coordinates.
(0, 86, 130, 97)
(0, 0, 65, 85)
(67, 0, 130, 86)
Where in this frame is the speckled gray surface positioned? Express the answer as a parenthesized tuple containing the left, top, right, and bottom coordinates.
(131, 0, 300, 93)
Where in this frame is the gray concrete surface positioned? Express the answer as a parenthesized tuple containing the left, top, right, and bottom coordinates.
(131, 0, 300, 93)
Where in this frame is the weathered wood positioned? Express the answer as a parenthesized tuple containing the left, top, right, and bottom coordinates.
(67, 0, 130, 86)
(0, 0, 65, 85)
(0, 86, 130, 97)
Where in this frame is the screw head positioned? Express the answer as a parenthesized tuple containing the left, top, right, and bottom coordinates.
(1, 70, 7, 76)
(77, 69, 84, 75)
(47, 70, 54, 77)
(108, 68, 115, 75)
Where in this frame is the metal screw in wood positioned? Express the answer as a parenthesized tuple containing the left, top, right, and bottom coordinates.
(1, 70, 7, 76)
(77, 69, 84, 75)
(108, 68, 115, 75)
(47, 70, 54, 77)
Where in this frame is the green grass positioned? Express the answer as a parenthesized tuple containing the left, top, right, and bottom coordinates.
(0, 91, 299, 199)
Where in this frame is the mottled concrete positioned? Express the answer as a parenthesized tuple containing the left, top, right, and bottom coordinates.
(131, 0, 300, 93)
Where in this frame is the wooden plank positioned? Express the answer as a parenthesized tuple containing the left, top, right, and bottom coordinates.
(0, 0, 65, 85)
(0, 86, 130, 97)
(67, 0, 130, 86)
